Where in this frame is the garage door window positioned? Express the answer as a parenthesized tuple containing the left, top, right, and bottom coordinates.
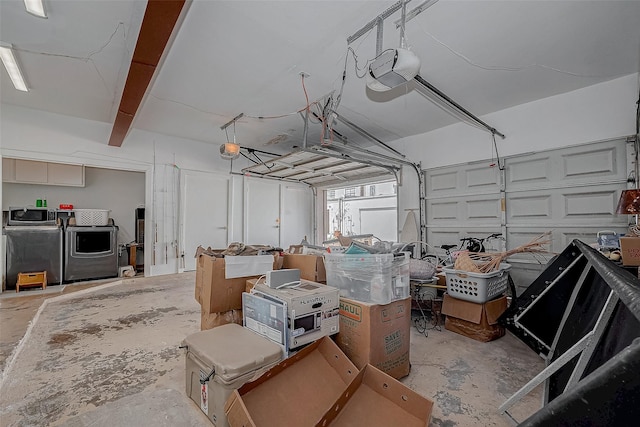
(326, 181, 397, 241)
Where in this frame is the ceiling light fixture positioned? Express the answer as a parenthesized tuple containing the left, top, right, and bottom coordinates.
(220, 142, 240, 160)
(23, 0, 47, 18)
(220, 113, 244, 160)
(0, 44, 29, 92)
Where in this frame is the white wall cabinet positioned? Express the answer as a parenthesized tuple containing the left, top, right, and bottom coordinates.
(2, 158, 84, 187)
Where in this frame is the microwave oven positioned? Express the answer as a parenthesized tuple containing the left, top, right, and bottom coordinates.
(8, 207, 57, 226)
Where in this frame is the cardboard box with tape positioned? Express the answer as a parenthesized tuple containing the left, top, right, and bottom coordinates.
(441, 294, 507, 342)
(336, 297, 412, 380)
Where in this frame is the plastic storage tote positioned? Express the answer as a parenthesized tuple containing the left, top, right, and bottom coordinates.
(182, 323, 283, 427)
(324, 252, 409, 305)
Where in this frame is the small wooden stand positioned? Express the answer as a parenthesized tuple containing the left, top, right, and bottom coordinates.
(16, 271, 47, 292)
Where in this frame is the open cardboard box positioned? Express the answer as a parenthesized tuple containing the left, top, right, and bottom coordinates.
(282, 253, 327, 282)
(224, 336, 358, 427)
(224, 337, 433, 427)
(317, 365, 433, 427)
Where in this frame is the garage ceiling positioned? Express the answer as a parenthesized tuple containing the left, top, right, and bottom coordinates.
(1, 1, 639, 155)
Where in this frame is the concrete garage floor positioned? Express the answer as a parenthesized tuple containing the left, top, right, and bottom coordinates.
(0, 273, 544, 426)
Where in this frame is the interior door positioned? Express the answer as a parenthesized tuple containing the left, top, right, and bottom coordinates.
(245, 177, 281, 246)
(280, 184, 313, 249)
(181, 170, 229, 271)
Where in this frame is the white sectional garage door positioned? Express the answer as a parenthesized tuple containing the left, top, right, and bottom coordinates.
(425, 138, 629, 292)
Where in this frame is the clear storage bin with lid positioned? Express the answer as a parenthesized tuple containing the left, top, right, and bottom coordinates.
(324, 253, 409, 304)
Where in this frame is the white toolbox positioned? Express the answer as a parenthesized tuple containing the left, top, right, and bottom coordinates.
(182, 323, 282, 427)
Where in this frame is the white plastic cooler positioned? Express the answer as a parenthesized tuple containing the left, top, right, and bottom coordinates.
(182, 323, 283, 427)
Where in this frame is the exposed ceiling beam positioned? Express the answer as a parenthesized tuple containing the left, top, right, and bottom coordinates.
(108, 0, 188, 147)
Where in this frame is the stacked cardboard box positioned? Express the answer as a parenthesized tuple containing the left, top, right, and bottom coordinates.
(620, 237, 640, 266)
(441, 294, 507, 342)
(336, 297, 412, 380)
(194, 246, 281, 330)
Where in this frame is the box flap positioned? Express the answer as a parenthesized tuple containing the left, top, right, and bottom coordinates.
(441, 294, 483, 324)
(182, 324, 282, 383)
(282, 254, 327, 282)
(484, 296, 508, 325)
(316, 365, 433, 427)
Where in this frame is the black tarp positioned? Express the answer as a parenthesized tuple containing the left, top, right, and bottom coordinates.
(503, 240, 640, 425)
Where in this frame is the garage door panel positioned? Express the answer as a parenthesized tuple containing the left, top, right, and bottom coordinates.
(430, 170, 458, 192)
(506, 226, 627, 261)
(426, 228, 503, 251)
(467, 198, 502, 220)
(427, 162, 500, 197)
(466, 165, 500, 189)
(507, 184, 625, 226)
(425, 139, 627, 293)
(508, 195, 551, 220)
(427, 229, 462, 248)
(562, 146, 617, 178)
(506, 140, 625, 191)
(505, 229, 556, 259)
(508, 157, 551, 185)
(431, 200, 458, 220)
(564, 190, 619, 218)
(428, 194, 501, 226)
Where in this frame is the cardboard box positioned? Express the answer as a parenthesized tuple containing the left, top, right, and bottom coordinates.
(245, 277, 264, 293)
(317, 365, 433, 427)
(282, 253, 327, 282)
(336, 297, 411, 380)
(620, 237, 640, 266)
(441, 294, 507, 342)
(201, 307, 243, 331)
(224, 336, 358, 427)
(195, 246, 280, 313)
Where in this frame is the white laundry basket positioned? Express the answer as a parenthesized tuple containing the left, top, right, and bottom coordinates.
(443, 263, 511, 304)
(73, 209, 110, 226)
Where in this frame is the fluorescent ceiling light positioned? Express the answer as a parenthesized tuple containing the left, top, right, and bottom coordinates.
(0, 44, 29, 92)
(24, 0, 47, 18)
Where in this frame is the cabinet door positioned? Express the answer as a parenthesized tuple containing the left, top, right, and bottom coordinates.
(15, 160, 48, 183)
(48, 163, 84, 186)
(2, 158, 16, 182)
